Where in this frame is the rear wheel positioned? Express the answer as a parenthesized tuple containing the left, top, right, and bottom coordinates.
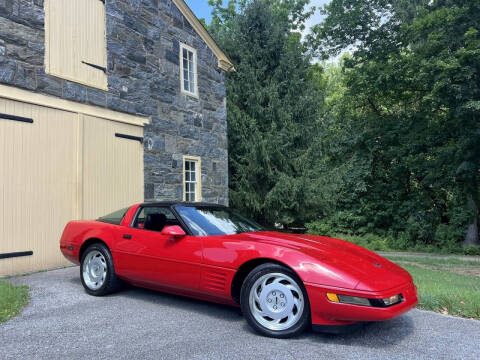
(240, 263, 310, 338)
(80, 243, 122, 296)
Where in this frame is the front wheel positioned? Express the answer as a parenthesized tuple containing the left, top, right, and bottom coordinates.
(240, 263, 310, 338)
(80, 243, 122, 296)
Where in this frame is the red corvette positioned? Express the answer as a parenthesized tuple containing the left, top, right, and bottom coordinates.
(60, 202, 418, 338)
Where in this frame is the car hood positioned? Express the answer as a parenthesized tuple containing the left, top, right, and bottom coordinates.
(238, 231, 412, 292)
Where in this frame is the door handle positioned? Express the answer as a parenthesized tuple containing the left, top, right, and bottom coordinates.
(123, 234, 132, 239)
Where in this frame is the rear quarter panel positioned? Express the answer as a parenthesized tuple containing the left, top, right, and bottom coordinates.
(59, 220, 120, 265)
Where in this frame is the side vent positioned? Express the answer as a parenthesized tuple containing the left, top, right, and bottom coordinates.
(203, 270, 227, 293)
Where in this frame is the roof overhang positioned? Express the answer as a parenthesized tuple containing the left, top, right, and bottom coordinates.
(172, 0, 235, 73)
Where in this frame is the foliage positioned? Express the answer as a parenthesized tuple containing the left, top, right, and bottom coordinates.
(209, 0, 480, 250)
(306, 0, 480, 247)
(0, 281, 29, 324)
(208, 0, 322, 226)
(305, 223, 480, 255)
(463, 246, 480, 256)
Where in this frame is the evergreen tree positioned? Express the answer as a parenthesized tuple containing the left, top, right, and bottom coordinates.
(208, 0, 321, 226)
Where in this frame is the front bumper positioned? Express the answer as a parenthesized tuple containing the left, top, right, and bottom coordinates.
(305, 281, 418, 326)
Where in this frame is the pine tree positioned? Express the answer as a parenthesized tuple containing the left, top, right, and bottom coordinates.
(209, 0, 321, 226)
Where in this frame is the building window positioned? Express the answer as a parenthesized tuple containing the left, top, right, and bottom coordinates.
(45, 0, 107, 90)
(180, 43, 198, 97)
(183, 156, 201, 202)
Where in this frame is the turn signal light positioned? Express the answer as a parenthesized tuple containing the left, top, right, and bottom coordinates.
(326, 293, 339, 302)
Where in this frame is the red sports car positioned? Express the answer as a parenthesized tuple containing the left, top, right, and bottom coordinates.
(60, 202, 418, 338)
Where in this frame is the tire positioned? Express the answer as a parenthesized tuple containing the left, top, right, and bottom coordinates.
(80, 243, 123, 296)
(240, 263, 310, 338)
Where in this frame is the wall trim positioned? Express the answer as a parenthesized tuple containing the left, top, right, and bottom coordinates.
(172, 0, 235, 73)
(0, 85, 149, 127)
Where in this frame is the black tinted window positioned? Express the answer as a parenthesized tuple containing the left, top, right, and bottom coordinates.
(134, 206, 178, 230)
(97, 207, 129, 225)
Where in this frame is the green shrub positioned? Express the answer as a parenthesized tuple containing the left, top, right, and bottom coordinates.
(435, 224, 465, 251)
(306, 212, 480, 255)
(305, 220, 335, 237)
(387, 232, 412, 250)
(463, 246, 480, 256)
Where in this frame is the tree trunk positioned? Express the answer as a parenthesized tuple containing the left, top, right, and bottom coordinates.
(463, 195, 479, 247)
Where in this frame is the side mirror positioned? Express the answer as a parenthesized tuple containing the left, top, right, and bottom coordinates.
(161, 225, 186, 237)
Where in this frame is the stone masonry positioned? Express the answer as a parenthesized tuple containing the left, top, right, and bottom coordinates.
(0, 0, 229, 205)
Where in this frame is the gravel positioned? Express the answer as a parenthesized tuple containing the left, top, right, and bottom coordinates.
(1, 267, 479, 360)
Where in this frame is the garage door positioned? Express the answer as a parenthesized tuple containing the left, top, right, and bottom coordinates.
(81, 114, 144, 219)
(0, 99, 77, 275)
(0, 99, 144, 276)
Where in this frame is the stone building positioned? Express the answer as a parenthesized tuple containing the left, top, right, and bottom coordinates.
(0, 0, 233, 275)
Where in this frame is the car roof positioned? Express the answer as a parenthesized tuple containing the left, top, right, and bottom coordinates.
(140, 201, 228, 208)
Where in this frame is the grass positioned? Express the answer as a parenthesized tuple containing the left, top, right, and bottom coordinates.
(386, 256, 480, 319)
(0, 280, 29, 324)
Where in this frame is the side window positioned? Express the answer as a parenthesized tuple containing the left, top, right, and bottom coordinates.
(97, 207, 130, 225)
(183, 156, 202, 202)
(179, 43, 198, 97)
(134, 207, 177, 232)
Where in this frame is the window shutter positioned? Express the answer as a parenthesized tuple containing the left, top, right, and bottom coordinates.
(45, 0, 107, 90)
(79, 0, 107, 89)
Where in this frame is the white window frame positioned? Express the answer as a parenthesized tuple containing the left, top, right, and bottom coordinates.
(179, 43, 199, 98)
(183, 156, 202, 202)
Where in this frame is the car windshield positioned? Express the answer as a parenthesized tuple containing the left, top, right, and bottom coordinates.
(175, 206, 264, 236)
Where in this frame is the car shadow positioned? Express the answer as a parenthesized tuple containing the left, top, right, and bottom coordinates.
(298, 316, 415, 349)
(101, 283, 415, 348)
(118, 284, 244, 317)
(237, 315, 415, 349)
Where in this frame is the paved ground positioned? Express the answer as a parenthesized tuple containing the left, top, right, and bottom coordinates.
(1, 267, 479, 360)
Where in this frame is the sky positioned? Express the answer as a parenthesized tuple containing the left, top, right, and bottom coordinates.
(184, 0, 331, 35)
(184, 0, 214, 23)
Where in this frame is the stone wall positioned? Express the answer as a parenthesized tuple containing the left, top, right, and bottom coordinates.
(0, 0, 229, 205)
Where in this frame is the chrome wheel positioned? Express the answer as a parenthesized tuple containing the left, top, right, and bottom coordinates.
(82, 250, 107, 290)
(248, 272, 304, 331)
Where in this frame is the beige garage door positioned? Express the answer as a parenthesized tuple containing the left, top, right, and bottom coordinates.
(81, 114, 144, 219)
(0, 99, 77, 276)
(0, 100, 144, 276)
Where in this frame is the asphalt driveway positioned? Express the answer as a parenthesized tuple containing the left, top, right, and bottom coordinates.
(1, 267, 479, 360)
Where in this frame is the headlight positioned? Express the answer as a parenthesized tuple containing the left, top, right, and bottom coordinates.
(382, 294, 402, 306)
(337, 295, 371, 306)
(326, 293, 403, 307)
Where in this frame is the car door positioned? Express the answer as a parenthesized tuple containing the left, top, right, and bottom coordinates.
(114, 206, 202, 291)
